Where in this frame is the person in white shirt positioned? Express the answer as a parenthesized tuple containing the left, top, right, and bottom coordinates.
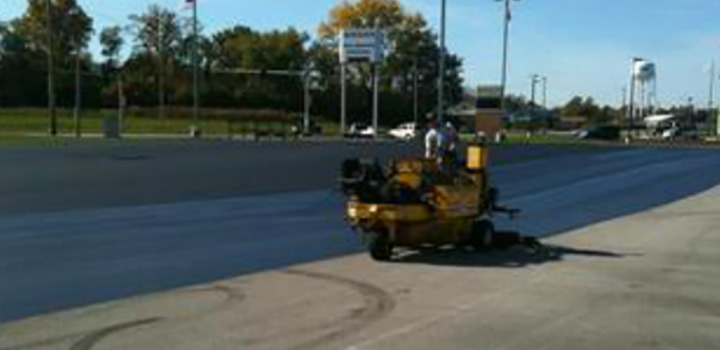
(425, 121, 440, 159)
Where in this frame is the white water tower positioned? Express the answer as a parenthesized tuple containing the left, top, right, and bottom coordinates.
(629, 59, 658, 122)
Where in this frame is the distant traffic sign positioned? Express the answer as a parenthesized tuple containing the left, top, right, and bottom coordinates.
(339, 29, 386, 63)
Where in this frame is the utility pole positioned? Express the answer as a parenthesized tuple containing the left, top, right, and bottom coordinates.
(303, 71, 311, 134)
(372, 63, 379, 137)
(158, 17, 165, 120)
(341, 63, 347, 135)
(627, 57, 642, 129)
(498, 0, 517, 115)
(437, 0, 447, 124)
(191, 0, 200, 137)
(118, 73, 125, 135)
(530, 74, 539, 107)
(710, 61, 718, 136)
(413, 58, 419, 125)
(541, 76, 548, 108)
(709, 61, 716, 112)
(74, 50, 82, 138)
(622, 86, 627, 110)
(688, 97, 695, 129)
(46, 0, 57, 136)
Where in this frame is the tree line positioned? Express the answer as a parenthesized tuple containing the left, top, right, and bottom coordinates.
(0, 0, 465, 127)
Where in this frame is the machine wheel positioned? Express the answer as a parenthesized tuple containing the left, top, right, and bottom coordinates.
(470, 220, 495, 250)
(368, 232, 393, 261)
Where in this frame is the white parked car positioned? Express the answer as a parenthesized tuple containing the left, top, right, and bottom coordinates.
(388, 122, 420, 140)
(346, 123, 376, 138)
(661, 128, 678, 140)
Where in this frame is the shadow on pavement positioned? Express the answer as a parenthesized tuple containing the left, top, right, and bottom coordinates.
(392, 244, 637, 269)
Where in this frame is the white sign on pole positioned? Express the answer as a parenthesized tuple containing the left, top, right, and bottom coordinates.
(339, 29, 386, 63)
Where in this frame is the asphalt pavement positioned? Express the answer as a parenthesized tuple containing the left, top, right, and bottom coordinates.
(2, 163, 720, 350)
(0, 140, 608, 216)
(1, 141, 720, 324)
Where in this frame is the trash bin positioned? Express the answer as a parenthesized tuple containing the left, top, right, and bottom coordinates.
(102, 114, 121, 139)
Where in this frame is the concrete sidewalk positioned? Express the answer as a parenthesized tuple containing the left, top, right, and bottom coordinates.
(2, 185, 720, 350)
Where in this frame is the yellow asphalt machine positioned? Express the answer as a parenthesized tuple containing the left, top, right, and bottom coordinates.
(340, 144, 543, 261)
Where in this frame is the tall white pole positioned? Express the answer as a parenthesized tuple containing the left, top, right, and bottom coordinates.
(118, 74, 124, 136)
(709, 61, 716, 111)
(622, 86, 627, 110)
(627, 58, 641, 128)
(341, 63, 347, 135)
(192, 0, 200, 136)
(46, 0, 57, 136)
(500, 0, 512, 115)
(710, 61, 718, 136)
(304, 73, 311, 133)
(437, 0, 446, 124)
(373, 63, 379, 137)
(542, 76, 547, 108)
(74, 51, 82, 138)
(158, 18, 165, 120)
(413, 58, 419, 125)
(530, 74, 538, 107)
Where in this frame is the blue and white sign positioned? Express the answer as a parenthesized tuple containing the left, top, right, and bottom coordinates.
(339, 29, 386, 64)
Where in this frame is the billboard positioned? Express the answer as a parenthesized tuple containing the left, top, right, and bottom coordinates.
(339, 29, 386, 64)
(476, 85, 503, 110)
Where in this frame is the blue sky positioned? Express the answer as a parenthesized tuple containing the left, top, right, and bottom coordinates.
(2, 0, 720, 107)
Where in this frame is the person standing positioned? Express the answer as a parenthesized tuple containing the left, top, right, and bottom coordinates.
(443, 122, 459, 156)
(425, 121, 440, 159)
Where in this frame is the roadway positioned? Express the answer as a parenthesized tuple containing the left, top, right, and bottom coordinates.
(1, 141, 720, 325)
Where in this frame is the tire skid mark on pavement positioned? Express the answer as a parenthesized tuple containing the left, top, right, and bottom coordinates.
(0, 283, 245, 350)
(1, 332, 85, 350)
(278, 269, 396, 350)
(68, 318, 162, 350)
(179, 284, 247, 320)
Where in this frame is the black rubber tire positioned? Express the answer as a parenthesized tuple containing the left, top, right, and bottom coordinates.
(368, 232, 393, 261)
(470, 220, 495, 250)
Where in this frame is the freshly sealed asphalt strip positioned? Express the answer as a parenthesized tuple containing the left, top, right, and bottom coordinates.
(2, 147, 720, 323)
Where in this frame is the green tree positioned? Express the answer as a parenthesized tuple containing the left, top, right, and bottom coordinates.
(561, 96, 585, 117)
(318, 0, 405, 37)
(129, 4, 183, 117)
(14, 0, 93, 67)
(0, 24, 46, 106)
(203, 26, 309, 109)
(504, 94, 531, 114)
(98, 26, 125, 106)
(100, 26, 124, 69)
(211, 26, 307, 70)
(316, 0, 464, 125)
(11, 0, 93, 110)
(561, 96, 618, 126)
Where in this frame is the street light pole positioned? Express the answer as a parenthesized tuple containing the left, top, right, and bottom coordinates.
(709, 61, 716, 112)
(437, 0, 447, 124)
(627, 57, 642, 129)
(303, 72, 311, 134)
(74, 50, 81, 138)
(530, 74, 539, 107)
(413, 58, 419, 125)
(191, 0, 200, 137)
(710, 61, 719, 136)
(498, 0, 516, 115)
(46, 0, 57, 136)
(542, 76, 548, 108)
